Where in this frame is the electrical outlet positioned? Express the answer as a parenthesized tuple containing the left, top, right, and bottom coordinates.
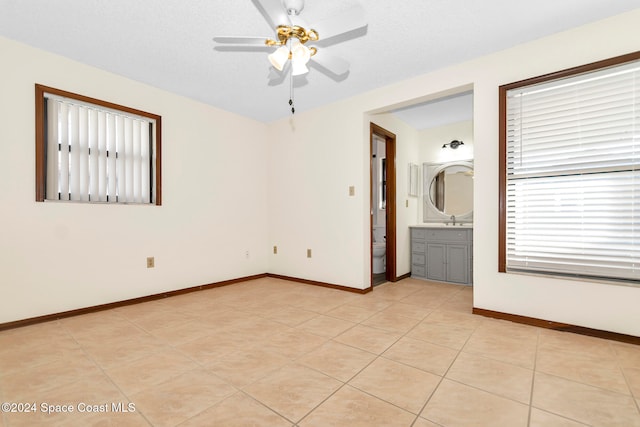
(348, 186, 355, 196)
(307, 249, 312, 258)
(245, 250, 250, 259)
(146, 257, 154, 268)
(273, 245, 278, 254)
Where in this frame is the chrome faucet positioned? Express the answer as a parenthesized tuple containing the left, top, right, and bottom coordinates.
(451, 215, 456, 225)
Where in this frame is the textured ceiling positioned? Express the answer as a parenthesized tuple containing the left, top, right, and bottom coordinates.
(1, 0, 638, 125)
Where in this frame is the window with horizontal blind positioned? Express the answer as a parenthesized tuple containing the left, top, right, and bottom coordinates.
(499, 51, 640, 283)
(35, 84, 162, 205)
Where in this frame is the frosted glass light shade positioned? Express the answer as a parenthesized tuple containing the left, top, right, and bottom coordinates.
(291, 40, 311, 64)
(268, 46, 289, 71)
(291, 60, 309, 76)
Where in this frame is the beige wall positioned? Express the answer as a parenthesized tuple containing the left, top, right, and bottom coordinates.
(2, 8, 640, 335)
(267, 9, 640, 336)
(0, 36, 269, 323)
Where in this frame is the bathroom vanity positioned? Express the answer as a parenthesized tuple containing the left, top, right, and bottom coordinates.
(410, 225, 473, 285)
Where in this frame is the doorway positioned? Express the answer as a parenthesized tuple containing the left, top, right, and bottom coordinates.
(370, 123, 397, 288)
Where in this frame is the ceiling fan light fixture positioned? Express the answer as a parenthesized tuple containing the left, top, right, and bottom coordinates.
(268, 45, 289, 71)
(291, 59, 309, 76)
(291, 39, 311, 64)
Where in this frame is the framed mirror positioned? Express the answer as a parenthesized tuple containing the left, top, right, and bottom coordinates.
(423, 161, 473, 223)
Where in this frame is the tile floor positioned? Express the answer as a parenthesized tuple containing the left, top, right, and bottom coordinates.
(0, 277, 639, 426)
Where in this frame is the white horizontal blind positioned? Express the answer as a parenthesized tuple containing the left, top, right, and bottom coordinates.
(45, 95, 153, 203)
(505, 59, 640, 282)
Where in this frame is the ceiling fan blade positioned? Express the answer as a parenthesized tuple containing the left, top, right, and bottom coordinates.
(311, 51, 350, 76)
(252, 0, 290, 28)
(213, 36, 268, 46)
(311, 4, 367, 42)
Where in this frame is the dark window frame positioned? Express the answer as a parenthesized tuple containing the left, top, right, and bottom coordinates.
(35, 84, 162, 205)
(498, 50, 640, 275)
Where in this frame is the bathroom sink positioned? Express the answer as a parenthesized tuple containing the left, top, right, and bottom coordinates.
(416, 223, 473, 228)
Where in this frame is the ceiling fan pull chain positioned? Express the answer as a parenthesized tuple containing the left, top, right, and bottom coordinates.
(289, 62, 295, 114)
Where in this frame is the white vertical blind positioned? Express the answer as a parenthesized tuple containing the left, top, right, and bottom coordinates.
(45, 94, 154, 204)
(505, 59, 640, 282)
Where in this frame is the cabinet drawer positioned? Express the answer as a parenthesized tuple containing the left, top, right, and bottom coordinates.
(412, 265, 426, 277)
(411, 253, 425, 265)
(411, 228, 427, 240)
(412, 241, 426, 253)
(426, 229, 470, 242)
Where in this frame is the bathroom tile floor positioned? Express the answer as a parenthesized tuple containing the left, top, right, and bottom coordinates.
(1, 277, 639, 426)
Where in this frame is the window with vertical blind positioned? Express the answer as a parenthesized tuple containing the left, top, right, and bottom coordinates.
(499, 51, 640, 283)
(35, 84, 162, 205)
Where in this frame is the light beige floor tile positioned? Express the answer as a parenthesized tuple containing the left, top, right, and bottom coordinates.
(462, 329, 537, 369)
(424, 309, 483, 329)
(383, 336, 458, 376)
(349, 357, 440, 414)
(296, 315, 356, 338)
(613, 341, 640, 369)
(178, 392, 292, 426)
(529, 408, 589, 426)
(4, 278, 638, 427)
(407, 320, 475, 350)
(379, 302, 431, 320)
(258, 328, 327, 359)
(4, 372, 130, 427)
(2, 351, 102, 400)
(105, 349, 199, 396)
(265, 305, 319, 327)
(81, 334, 168, 369)
(131, 369, 236, 427)
(175, 330, 252, 366)
(368, 282, 424, 301)
(291, 295, 348, 314)
(59, 309, 130, 337)
(334, 324, 401, 354)
(129, 310, 197, 333)
(0, 338, 84, 377)
(207, 348, 290, 388)
(399, 287, 459, 309)
(244, 363, 342, 423)
(421, 378, 529, 427)
(149, 319, 213, 346)
(299, 385, 416, 427)
(298, 341, 376, 382)
(0, 321, 68, 350)
(446, 351, 533, 404)
(349, 296, 395, 312)
(325, 303, 380, 323)
(624, 366, 640, 398)
(361, 311, 421, 334)
(532, 372, 640, 426)
(4, 406, 150, 427)
(437, 287, 474, 313)
(412, 417, 440, 427)
(536, 345, 630, 394)
(538, 329, 617, 360)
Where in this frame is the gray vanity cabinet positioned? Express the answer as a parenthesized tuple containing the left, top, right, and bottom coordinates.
(411, 227, 472, 285)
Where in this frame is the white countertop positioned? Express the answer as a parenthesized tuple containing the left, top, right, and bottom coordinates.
(410, 223, 473, 229)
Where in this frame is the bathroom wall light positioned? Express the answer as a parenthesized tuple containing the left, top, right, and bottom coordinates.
(442, 140, 464, 149)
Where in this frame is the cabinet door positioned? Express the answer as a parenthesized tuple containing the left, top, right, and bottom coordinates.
(426, 243, 447, 282)
(446, 244, 469, 284)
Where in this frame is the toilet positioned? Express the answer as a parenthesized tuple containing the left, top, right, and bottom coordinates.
(372, 227, 386, 274)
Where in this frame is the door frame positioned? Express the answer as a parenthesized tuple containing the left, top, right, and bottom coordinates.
(370, 123, 397, 288)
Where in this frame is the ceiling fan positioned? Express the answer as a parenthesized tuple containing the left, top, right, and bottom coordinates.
(213, 0, 367, 109)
